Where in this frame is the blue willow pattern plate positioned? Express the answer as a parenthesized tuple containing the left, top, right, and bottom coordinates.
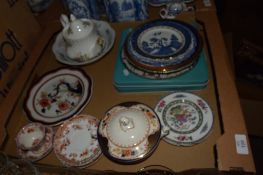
(126, 20, 201, 68)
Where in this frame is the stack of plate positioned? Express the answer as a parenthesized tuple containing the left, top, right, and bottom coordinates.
(114, 20, 208, 92)
(123, 20, 202, 77)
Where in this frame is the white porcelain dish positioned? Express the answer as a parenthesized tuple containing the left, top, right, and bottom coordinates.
(52, 20, 115, 66)
(155, 92, 213, 146)
(24, 68, 92, 125)
(54, 114, 101, 167)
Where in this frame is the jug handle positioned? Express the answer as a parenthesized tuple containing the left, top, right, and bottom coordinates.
(60, 14, 69, 28)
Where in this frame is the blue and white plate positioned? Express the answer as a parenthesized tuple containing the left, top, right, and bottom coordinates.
(125, 20, 202, 71)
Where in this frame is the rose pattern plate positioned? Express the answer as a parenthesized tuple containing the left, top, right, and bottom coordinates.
(17, 126, 54, 162)
(54, 114, 101, 167)
(155, 92, 213, 146)
(24, 68, 92, 125)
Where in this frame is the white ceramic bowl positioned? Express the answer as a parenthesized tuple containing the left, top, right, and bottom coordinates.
(15, 123, 46, 150)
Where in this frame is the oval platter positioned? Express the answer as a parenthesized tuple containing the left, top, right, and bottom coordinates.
(24, 68, 92, 125)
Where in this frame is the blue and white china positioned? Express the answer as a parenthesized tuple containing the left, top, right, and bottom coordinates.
(155, 92, 213, 146)
(52, 18, 115, 66)
(24, 68, 93, 126)
(103, 0, 149, 22)
(60, 14, 104, 61)
(160, 2, 194, 19)
(63, 0, 101, 19)
(125, 20, 202, 72)
(27, 0, 54, 13)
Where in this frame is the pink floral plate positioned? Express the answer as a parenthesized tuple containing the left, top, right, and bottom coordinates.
(53, 114, 101, 167)
(155, 92, 213, 146)
(17, 126, 54, 162)
(24, 68, 92, 126)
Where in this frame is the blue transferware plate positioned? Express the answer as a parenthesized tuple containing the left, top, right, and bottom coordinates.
(126, 20, 201, 69)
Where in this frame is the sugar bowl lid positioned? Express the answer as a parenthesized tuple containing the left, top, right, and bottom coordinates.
(98, 102, 161, 164)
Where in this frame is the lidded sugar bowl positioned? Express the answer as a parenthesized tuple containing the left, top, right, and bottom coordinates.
(98, 102, 169, 164)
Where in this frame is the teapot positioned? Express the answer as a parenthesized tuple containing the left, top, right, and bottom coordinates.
(60, 14, 104, 61)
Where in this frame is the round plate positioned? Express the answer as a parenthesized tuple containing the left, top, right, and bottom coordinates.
(122, 48, 197, 79)
(155, 92, 213, 146)
(52, 20, 115, 66)
(17, 126, 53, 162)
(125, 19, 202, 71)
(54, 114, 101, 167)
(24, 68, 92, 125)
(98, 102, 161, 164)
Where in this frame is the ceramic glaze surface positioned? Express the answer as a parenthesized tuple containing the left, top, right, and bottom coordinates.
(106, 108, 150, 147)
(155, 92, 213, 146)
(54, 115, 101, 167)
(138, 26, 185, 57)
(25, 68, 92, 125)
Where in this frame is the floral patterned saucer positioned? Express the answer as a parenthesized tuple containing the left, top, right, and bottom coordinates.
(24, 68, 92, 125)
(17, 126, 53, 162)
(54, 114, 101, 167)
(98, 102, 163, 164)
(155, 92, 213, 146)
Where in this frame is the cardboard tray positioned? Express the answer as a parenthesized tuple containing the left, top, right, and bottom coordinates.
(0, 0, 255, 174)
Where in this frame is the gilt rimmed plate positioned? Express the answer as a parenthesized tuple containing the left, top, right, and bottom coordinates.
(24, 68, 92, 125)
(125, 19, 202, 71)
(54, 114, 101, 167)
(17, 126, 54, 162)
(155, 92, 213, 146)
(122, 48, 196, 79)
(52, 20, 115, 66)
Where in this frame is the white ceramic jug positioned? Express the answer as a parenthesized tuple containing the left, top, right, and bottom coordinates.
(60, 14, 104, 61)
